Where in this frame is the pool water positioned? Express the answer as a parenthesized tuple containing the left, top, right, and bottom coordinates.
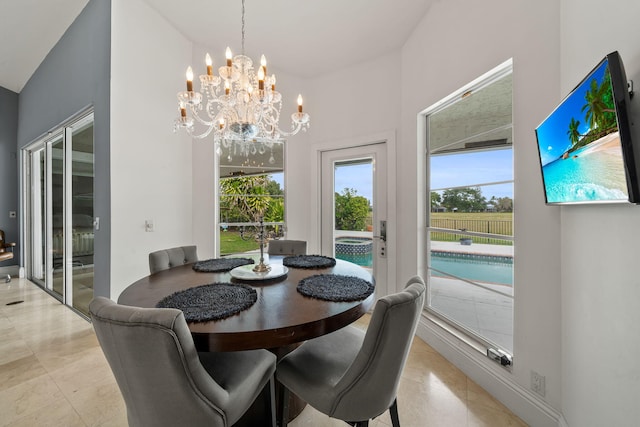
(335, 237, 373, 267)
(335, 247, 513, 284)
(336, 252, 373, 268)
(430, 252, 513, 286)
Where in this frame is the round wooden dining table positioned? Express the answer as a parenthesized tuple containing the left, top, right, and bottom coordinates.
(118, 256, 375, 425)
(117, 255, 375, 353)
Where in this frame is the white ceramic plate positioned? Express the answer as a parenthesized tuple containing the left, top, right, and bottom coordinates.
(230, 264, 288, 281)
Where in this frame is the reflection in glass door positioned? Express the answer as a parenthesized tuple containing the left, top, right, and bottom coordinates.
(24, 112, 94, 317)
(29, 145, 49, 289)
(51, 135, 65, 298)
(70, 119, 95, 315)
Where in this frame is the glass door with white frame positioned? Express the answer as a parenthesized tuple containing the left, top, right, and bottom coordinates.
(24, 112, 95, 317)
(69, 117, 95, 315)
(27, 132, 65, 297)
(321, 143, 388, 296)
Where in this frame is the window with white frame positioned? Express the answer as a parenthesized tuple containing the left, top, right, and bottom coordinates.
(425, 61, 514, 361)
(217, 141, 285, 255)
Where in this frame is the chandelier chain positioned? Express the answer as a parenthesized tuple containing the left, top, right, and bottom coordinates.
(241, 0, 245, 56)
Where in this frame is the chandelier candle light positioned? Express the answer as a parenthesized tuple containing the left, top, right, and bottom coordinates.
(174, 0, 310, 159)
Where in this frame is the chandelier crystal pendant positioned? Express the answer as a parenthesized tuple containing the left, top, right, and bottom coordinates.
(173, 0, 310, 159)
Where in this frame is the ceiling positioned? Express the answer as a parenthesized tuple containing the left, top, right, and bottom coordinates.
(0, 0, 432, 93)
(0, 0, 90, 92)
(430, 73, 513, 154)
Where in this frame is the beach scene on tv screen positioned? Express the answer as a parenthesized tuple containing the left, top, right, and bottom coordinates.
(536, 59, 627, 203)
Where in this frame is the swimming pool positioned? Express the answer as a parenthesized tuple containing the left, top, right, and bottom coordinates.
(336, 252, 373, 267)
(430, 251, 513, 286)
(335, 237, 373, 267)
(334, 241, 513, 282)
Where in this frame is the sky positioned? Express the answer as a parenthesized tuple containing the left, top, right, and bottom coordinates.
(535, 58, 609, 166)
(270, 152, 511, 202)
(334, 163, 373, 202)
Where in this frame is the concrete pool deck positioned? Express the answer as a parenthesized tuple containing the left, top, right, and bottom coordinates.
(429, 241, 514, 352)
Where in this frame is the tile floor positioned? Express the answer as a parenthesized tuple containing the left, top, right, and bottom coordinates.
(1, 279, 527, 426)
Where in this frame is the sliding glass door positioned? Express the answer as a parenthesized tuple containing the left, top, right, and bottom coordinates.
(69, 118, 95, 314)
(24, 112, 95, 316)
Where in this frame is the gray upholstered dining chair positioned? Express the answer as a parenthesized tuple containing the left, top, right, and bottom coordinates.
(149, 245, 198, 274)
(89, 297, 277, 427)
(276, 276, 426, 427)
(267, 240, 307, 256)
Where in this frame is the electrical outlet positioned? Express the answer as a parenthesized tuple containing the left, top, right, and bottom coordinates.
(531, 370, 546, 397)
(145, 220, 154, 232)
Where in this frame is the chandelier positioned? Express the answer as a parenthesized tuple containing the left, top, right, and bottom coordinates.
(174, 0, 310, 160)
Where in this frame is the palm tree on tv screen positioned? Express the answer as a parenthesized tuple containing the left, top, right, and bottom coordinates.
(567, 117, 582, 146)
(581, 71, 615, 133)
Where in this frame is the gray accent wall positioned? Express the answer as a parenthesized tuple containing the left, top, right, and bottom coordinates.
(17, 0, 111, 297)
(0, 86, 19, 266)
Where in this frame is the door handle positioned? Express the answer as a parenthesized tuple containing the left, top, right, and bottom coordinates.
(375, 220, 387, 242)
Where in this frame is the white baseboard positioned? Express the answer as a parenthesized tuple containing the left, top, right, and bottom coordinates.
(416, 316, 564, 427)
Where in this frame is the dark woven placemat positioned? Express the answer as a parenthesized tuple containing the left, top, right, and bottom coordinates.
(297, 274, 374, 302)
(283, 255, 336, 269)
(156, 283, 257, 322)
(192, 257, 254, 272)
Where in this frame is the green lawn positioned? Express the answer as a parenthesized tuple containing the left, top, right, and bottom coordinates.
(220, 231, 260, 255)
(430, 211, 513, 245)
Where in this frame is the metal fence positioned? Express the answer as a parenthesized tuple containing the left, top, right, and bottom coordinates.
(430, 218, 513, 245)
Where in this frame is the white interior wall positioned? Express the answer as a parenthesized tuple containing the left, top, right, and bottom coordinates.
(286, 1, 563, 424)
(302, 51, 401, 255)
(560, 0, 640, 425)
(294, 1, 564, 424)
(401, 1, 564, 424)
(191, 131, 216, 260)
(283, 114, 312, 244)
(110, 0, 194, 299)
(305, 51, 401, 144)
(190, 44, 217, 260)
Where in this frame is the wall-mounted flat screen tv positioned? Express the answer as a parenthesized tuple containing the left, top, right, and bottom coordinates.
(535, 51, 639, 205)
